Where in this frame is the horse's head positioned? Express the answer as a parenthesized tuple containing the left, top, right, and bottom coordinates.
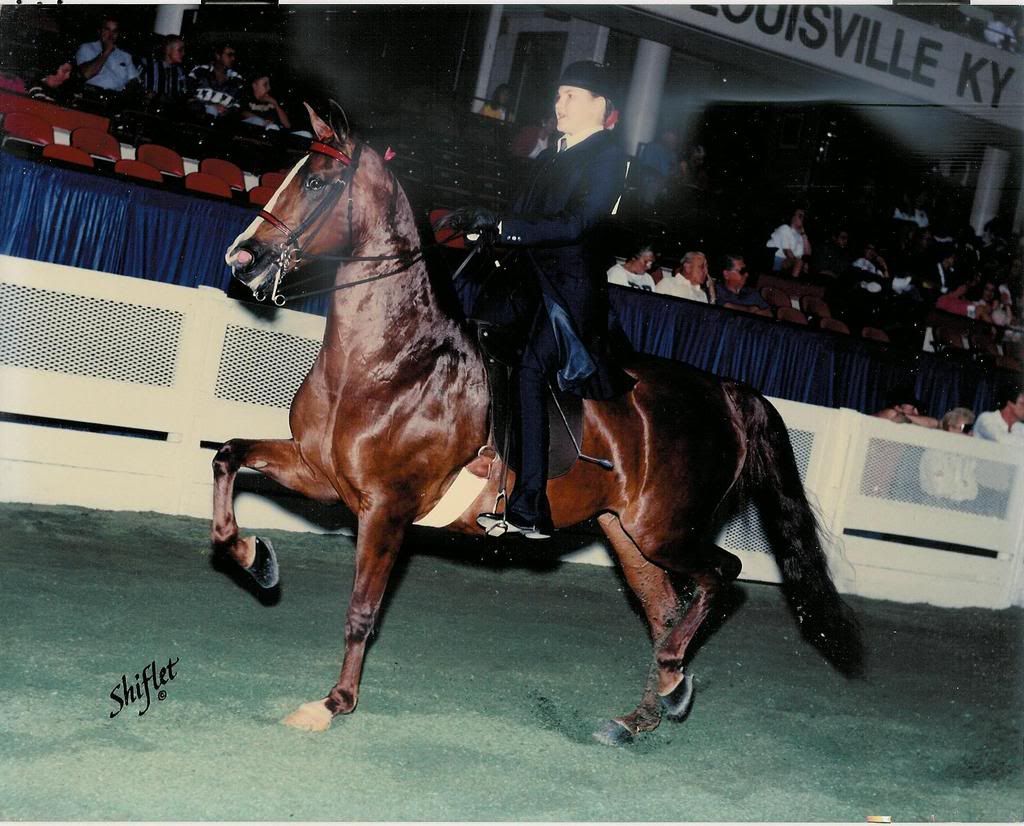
(225, 103, 394, 304)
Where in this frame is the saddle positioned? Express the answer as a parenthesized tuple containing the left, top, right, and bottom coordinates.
(473, 320, 584, 479)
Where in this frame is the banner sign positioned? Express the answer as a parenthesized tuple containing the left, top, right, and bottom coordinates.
(646, 4, 1022, 132)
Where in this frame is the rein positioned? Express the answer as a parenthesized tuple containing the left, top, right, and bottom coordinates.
(252, 140, 430, 306)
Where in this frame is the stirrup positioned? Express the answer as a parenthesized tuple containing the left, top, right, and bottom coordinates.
(477, 512, 515, 538)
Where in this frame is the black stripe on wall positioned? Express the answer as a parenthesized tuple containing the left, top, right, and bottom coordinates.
(843, 528, 1000, 559)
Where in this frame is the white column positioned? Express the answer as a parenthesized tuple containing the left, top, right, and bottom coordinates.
(472, 5, 504, 114)
(621, 39, 671, 158)
(591, 25, 609, 64)
(153, 5, 197, 36)
(1014, 158, 1024, 235)
(970, 146, 1009, 236)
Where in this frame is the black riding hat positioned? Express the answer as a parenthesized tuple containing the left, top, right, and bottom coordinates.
(558, 61, 617, 105)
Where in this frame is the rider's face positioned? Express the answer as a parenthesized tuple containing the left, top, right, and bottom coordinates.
(554, 85, 605, 138)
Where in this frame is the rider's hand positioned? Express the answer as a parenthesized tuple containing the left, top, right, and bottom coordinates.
(433, 207, 500, 242)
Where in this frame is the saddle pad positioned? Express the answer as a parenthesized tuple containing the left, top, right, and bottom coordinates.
(413, 467, 488, 528)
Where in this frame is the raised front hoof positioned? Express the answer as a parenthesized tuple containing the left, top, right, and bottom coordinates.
(592, 719, 636, 747)
(243, 536, 279, 590)
(281, 700, 333, 732)
(661, 672, 695, 722)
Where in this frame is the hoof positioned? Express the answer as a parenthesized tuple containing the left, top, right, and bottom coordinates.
(592, 719, 635, 747)
(661, 672, 695, 722)
(243, 536, 279, 590)
(281, 699, 333, 732)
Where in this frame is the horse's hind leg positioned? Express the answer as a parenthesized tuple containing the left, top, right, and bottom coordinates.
(595, 516, 741, 746)
(211, 438, 336, 587)
(594, 513, 683, 746)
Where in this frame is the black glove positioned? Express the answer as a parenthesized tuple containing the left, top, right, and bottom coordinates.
(433, 206, 500, 241)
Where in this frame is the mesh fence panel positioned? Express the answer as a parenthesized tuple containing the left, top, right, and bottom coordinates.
(719, 427, 815, 556)
(214, 324, 321, 408)
(0, 283, 182, 387)
(859, 437, 1014, 519)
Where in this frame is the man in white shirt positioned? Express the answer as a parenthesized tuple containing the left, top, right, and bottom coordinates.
(75, 15, 140, 93)
(607, 246, 657, 291)
(655, 251, 711, 303)
(767, 207, 812, 277)
(974, 387, 1024, 445)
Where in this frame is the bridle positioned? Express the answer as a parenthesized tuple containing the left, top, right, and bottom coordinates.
(248, 139, 425, 306)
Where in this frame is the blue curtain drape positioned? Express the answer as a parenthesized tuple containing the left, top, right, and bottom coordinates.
(1, 153, 998, 416)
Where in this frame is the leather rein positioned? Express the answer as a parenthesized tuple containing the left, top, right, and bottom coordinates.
(253, 139, 427, 306)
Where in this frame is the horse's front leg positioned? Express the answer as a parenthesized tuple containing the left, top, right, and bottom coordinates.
(211, 438, 337, 587)
(282, 503, 409, 732)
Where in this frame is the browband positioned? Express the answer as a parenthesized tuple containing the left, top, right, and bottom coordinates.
(310, 141, 351, 165)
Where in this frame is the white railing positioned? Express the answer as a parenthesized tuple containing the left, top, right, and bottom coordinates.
(1, 255, 1021, 609)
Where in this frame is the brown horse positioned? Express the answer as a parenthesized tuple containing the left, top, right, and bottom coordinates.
(212, 105, 862, 743)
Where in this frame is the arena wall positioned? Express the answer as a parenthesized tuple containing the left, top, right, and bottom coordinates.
(2, 254, 1021, 610)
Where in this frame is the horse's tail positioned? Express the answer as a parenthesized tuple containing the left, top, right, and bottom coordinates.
(737, 389, 864, 677)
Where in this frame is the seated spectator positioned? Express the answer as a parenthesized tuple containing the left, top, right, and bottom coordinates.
(920, 246, 957, 296)
(974, 385, 1024, 444)
(850, 242, 893, 298)
(655, 251, 712, 303)
(75, 15, 140, 94)
(188, 42, 245, 124)
(984, 10, 1019, 50)
(714, 254, 769, 310)
(939, 407, 976, 435)
(813, 227, 853, 278)
(766, 206, 812, 278)
(510, 115, 556, 160)
(607, 246, 657, 291)
(27, 57, 75, 104)
(140, 35, 187, 112)
(874, 390, 939, 428)
(978, 279, 1015, 327)
(480, 84, 512, 122)
(239, 72, 291, 131)
(935, 282, 994, 323)
(892, 190, 930, 229)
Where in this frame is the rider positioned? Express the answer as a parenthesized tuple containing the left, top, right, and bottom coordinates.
(447, 61, 635, 539)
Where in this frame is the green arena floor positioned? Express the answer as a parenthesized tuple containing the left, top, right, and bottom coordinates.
(0, 503, 1020, 821)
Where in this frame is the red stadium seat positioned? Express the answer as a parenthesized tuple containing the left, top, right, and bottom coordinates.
(260, 170, 286, 189)
(136, 143, 184, 177)
(776, 306, 808, 325)
(818, 317, 850, 335)
(114, 159, 163, 184)
(760, 286, 792, 309)
(248, 185, 275, 206)
(1, 111, 53, 147)
(200, 157, 245, 191)
(800, 295, 832, 319)
(861, 326, 890, 343)
(41, 143, 94, 169)
(71, 126, 120, 161)
(185, 171, 232, 199)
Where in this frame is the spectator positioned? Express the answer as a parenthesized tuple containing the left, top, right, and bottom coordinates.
(814, 227, 853, 278)
(188, 42, 245, 123)
(935, 282, 994, 323)
(655, 251, 712, 303)
(851, 241, 890, 292)
(921, 246, 957, 296)
(983, 10, 1018, 50)
(139, 35, 187, 114)
(239, 72, 291, 131)
(27, 57, 75, 104)
(510, 114, 556, 160)
(766, 206, 812, 278)
(607, 246, 657, 291)
(939, 407, 976, 435)
(892, 190, 929, 229)
(714, 254, 770, 310)
(75, 15, 140, 94)
(974, 385, 1024, 444)
(480, 84, 512, 122)
(874, 390, 939, 428)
